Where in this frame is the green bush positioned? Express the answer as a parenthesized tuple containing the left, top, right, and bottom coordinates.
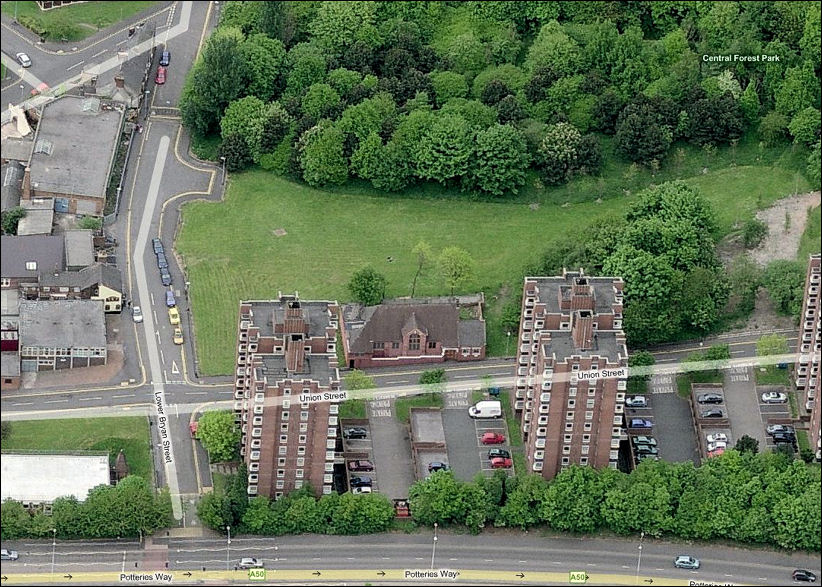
(742, 218, 768, 249)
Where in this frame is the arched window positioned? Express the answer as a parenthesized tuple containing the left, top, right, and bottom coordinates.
(409, 333, 420, 350)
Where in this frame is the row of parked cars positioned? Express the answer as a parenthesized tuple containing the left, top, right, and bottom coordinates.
(343, 427, 375, 494)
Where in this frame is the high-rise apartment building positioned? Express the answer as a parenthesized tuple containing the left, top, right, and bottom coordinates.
(796, 254, 821, 461)
(234, 294, 341, 499)
(513, 269, 628, 480)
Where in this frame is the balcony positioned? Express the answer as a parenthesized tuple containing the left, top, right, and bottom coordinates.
(532, 461, 543, 472)
(515, 400, 525, 410)
(240, 320, 250, 330)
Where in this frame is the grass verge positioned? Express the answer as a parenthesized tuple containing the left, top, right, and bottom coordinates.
(190, 132, 221, 162)
(755, 366, 791, 386)
(338, 399, 367, 420)
(797, 205, 821, 261)
(394, 393, 444, 424)
(0, 416, 152, 480)
(498, 390, 522, 448)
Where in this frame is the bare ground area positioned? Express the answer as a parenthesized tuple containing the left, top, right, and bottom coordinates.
(749, 191, 821, 266)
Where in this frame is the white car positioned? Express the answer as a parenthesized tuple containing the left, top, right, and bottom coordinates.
(625, 395, 648, 408)
(352, 486, 372, 495)
(132, 306, 144, 323)
(706, 433, 728, 444)
(706, 441, 727, 452)
(761, 391, 787, 404)
(16, 52, 32, 68)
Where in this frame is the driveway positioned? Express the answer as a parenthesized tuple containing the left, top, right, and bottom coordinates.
(366, 398, 415, 500)
(649, 374, 698, 464)
(723, 367, 767, 449)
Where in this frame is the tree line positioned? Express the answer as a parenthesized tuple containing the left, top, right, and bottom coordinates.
(180, 1, 820, 196)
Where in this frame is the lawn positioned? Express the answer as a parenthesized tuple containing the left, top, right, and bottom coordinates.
(179, 148, 810, 375)
(338, 399, 367, 420)
(798, 205, 821, 261)
(2, 1, 157, 41)
(394, 393, 444, 424)
(0, 417, 152, 480)
(755, 366, 791, 386)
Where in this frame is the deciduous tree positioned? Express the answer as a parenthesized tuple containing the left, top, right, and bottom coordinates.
(347, 266, 387, 306)
(196, 410, 241, 463)
(437, 246, 474, 295)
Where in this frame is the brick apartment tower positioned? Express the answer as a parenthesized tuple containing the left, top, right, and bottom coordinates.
(795, 254, 821, 461)
(235, 294, 341, 499)
(513, 270, 628, 480)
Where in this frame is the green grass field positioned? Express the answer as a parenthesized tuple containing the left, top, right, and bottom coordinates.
(798, 205, 821, 261)
(0, 417, 152, 481)
(2, 1, 157, 41)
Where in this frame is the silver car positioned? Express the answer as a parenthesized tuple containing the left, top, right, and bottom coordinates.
(16, 52, 32, 68)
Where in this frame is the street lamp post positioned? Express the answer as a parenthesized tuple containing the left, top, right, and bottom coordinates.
(226, 525, 231, 571)
(220, 156, 227, 186)
(430, 522, 438, 570)
(505, 331, 512, 356)
(20, 84, 25, 100)
(635, 531, 645, 585)
(51, 528, 57, 576)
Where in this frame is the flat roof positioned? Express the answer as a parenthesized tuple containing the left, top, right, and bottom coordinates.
(544, 331, 626, 363)
(28, 96, 123, 199)
(17, 208, 54, 236)
(259, 353, 336, 385)
(64, 230, 94, 268)
(1, 352, 20, 377)
(243, 298, 337, 338)
(19, 299, 106, 349)
(1, 453, 110, 503)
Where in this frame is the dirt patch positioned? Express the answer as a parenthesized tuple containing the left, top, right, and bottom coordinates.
(749, 191, 821, 267)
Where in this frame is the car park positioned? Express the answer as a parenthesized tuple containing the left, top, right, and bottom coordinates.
(132, 306, 144, 323)
(161, 268, 172, 286)
(674, 555, 700, 570)
(343, 427, 367, 439)
(634, 445, 658, 455)
(625, 396, 648, 408)
(349, 476, 372, 488)
(633, 436, 657, 446)
(152, 238, 164, 255)
(168, 307, 180, 325)
(348, 460, 374, 472)
(706, 441, 727, 452)
(159, 50, 171, 66)
(700, 408, 724, 418)
(352, 486, 372, 495)
(428, 461, 449, 472)
(1, 549, 19, 561)
(761, 391, 788, 404)
(166, 290, 176, 307)
(155, 66, 167, 84)
(173, 327, 184, 345)
(481, 432, 506, 444)
(490, 457, 513, 468)
(238, 558, 263, 569)
(487, 448, 511, 459)
(628, 418, 653, 428)
(706, 433, 728, 444)
(767, 424, 795, 436)
(792, 569, 818, 582)
(16, 53, 31, 68)
(697, 393, 723, 404)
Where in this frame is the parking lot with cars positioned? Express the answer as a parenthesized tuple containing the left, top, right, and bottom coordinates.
(647, 374, 699, 464)
(341, 424, 379, 493)
(475, 420, 513, 476)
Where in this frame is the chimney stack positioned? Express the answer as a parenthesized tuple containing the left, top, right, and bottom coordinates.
(571, 310, 594, 350)
(114, 75, 125, 89)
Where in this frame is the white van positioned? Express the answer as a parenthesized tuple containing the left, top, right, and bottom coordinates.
(468, 400, 502, 419)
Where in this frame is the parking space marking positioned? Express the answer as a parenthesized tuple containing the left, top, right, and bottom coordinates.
(650, 373, 675, 394)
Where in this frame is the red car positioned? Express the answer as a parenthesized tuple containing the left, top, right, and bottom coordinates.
(155, 66, 166, 85)
(481, 432, 506, 445)
(490, 457, 513, 469)
(348, 460, 374, 472)
(707, 448, 725, 458)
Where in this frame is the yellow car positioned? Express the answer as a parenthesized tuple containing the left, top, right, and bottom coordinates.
(173, 327, 184, 345)
(168, 307, 180, 325)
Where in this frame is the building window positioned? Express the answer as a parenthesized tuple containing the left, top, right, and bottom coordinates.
(561, 456, 570, 465)
(280, 435, 288, 443)
(566, 411, 574, 420)
(279, 446, 287, 455)
(428, 341, 437, 349)
(294, 480, 303, 489)
(565, 422, 574, 432)
(563, 434, 572, 443)
(284, 388, 291, 395)
(585, 411, 593, 420)
(568, 399, 576, 408)
(372, 341, 383, 350)
(301, 411, 309, 421)
(296, 469, 304, 478)
(392, 342, 400, 349)
(580, 457, 588, 465)
(586, 399, 595, 408)
(299, 435, 307, 444)
(584, 422, 592, 431)
(25, 261, 37, 271)
(283, 399, 290, 409)
(297, 457, 305, 467)
(583, 434, 591, 443)
(281, 423, 289, 432)
(569, 387, 577, 396)
(281, 411, 289, 420)
(277, 470, 285, 478)
(300, 423, 308, 432)
(278, 458, 286, 466)
(297, 446, 306, 456)
(581, 445, 590, 455)
(409, 333, 420, 350)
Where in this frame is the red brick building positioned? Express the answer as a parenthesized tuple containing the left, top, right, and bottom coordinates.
(235, 294, 341, 499)
(512, 270, 628, 480)
(796, 254, 821, 461)
(340, 295, 486, 369)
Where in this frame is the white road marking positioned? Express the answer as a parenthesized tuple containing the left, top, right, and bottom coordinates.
(78, 396, 103, 401)
(44, 399, 69, 403)
(112, 394, 135, 399)
(12, 402, 34, 406)
(66, 60, 85, 71)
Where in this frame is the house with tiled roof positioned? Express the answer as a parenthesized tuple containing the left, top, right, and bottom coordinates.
(340, 294, 486, 369)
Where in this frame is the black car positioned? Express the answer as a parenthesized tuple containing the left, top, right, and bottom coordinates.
(428, 461, 449, 472)
(157, 252, 169, 269)
(793, 569, 817, 582)
(349, 476, 372, 488)
(343, 427, 367, 440)
(160, 268, 172, 286)
(152, 237, 164, 255)
(773, 433, 797, 445)
(159, 50, 171, 66)
(488, 448, 511, 459)
(697, 393, 723, 404)
(700, 408, 724, 418)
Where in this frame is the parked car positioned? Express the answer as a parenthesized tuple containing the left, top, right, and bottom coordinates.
(792, 569, 818, 582)
(697, 393, 724, 404)
(706, 441, 727, 452)
(628, 418, 653, 428)
(490, 457, 513, 469)
(706, 433, 728, 444)
(132, 306, 144, 323)
(349, 476, 372, 488)
(348, 460, 374, 472)
(155, 66, 167, 84)
(1, 549, 19, 561)
(766, 424, 795, 436)
(159, 50, 171, 66)
(352, 486, 372, 495)
(168, 307, 180, 325)
(674, 555, 700, 569)
(173, 327, 184, 345)
(700, 408, 725, 419)
(16, 52, 31, 68)
(157, 252, 169, 269)
(481, 432, 506, 444)
(238, 558, 262, 569)
(152, 237, 164, 255)
(773, 433, 797, 446)
(625, 395, 648, 408)
(633, 436, 657, 446)
(487, 448, 511, 459)
(636, 453, 660, 462)
(160, 268, 172, 286)
(634, 445, 659, 455)
(707, 447, 725, 458)
(343, 427, 367, 439)
(427, 461, 449, 472)
(166, 290, 176, 307)
(761, 391, 788, 404)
